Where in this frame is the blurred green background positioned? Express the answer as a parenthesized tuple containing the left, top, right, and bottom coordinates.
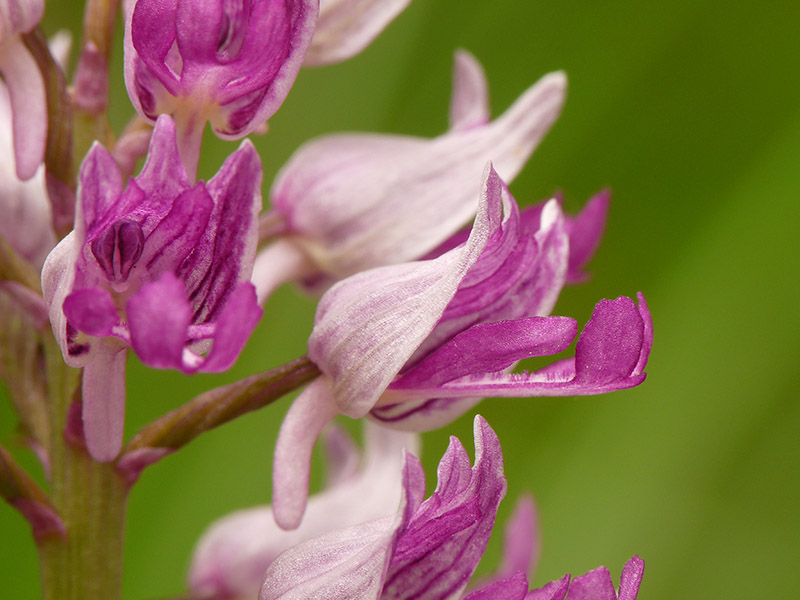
(2, 0, 800, 597)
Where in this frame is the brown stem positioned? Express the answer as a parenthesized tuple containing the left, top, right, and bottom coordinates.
(117, 357, 321, 481)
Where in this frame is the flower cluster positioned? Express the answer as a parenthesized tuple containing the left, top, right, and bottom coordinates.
(0, 1, 652, 599)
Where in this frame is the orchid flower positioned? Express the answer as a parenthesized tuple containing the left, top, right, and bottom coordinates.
(42, 115, 263, 463)
(304, 0, 412, 66)
(262, 416, 645, 600)
(252, 50, 566, 302)
(188, 422, 418, 599)
(272, 164, 652, 529)
(123, 0, 319, 179)
(0, 0, 46, 180)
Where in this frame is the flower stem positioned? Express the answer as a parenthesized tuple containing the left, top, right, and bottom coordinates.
(38, 335, 128, 600)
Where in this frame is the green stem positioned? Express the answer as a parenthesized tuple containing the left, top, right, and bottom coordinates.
(38, 335, 128, 600)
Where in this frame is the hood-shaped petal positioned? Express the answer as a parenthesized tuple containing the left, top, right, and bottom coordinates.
(125, 0, 318, 140)
(259, 515, 398, 600)
(259, 451, 425, 600)
(308, 172, 497, 418)
(381, 416, 507, 599)
(304, 0, 412, 66)
(266, 53, 565, 286)
(189, 423, 418, 599)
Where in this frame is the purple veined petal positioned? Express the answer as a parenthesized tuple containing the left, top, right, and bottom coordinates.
(76, 142, 125, 235)
(261, 445, 422, 600)
(412, 172, 533, 355)
(391, 317, 578, 389)
(181, 139, 262, 323)
(188, 423, 418, 600)
(127, 0, 180, 95)
(82, 345, 128, 462)
(304, 0, 411, 66)
(308, 179, 496, 418)
(272, 377, 340, 530)
(197, 282, 262, 373)
(137, 184, 214, 279)
(0, 38, 46, 180)
(382, 416, 507, 600)
(206, 0, 318, 108)
(617, 555, 645, 600)
(126, 271, 192, 371)
(463, 573, 530, 600)
(127, 0, 318, 145)
(449, 49, 490, 132)
(565, 566, 617, 600)
(564, 189, 610, 283)
(515, 200, 569, 318)
(526, 574, 571, 600)
(62, 288, 121, 337)
(396, 294, 650, 399)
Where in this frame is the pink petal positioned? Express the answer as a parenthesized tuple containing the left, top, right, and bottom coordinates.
(618, 555, 645, 600)
(82, 346, 127, 462)
(526, 574, 571, 600)
(272, 377, 339, 530)
(567, 566, 617, 600)
(198, 282, 262, 373)
(309, 179, 497, 418)
(271, 65, 565, 280)
(449, 49, 490, 131)
(305, 0, 412, 66)
(0, 38, 45, 180)
(62, 288, 121, 337)
(126, 272, 191, 371)
(464, 573, 529, 600)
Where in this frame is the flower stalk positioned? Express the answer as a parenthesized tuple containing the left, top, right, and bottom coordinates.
(34, 331, 128, 600)
(120, 356, 320, 477)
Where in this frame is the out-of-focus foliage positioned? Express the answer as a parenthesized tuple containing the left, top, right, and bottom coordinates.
(1, 1, 798, 598)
